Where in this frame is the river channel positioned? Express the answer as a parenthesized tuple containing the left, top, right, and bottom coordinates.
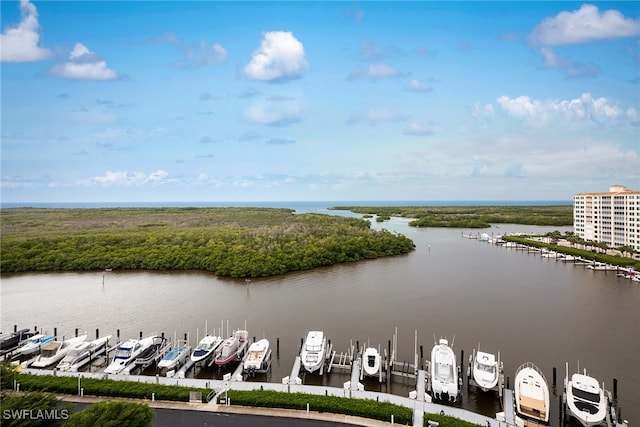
(1, 213, 638, 425)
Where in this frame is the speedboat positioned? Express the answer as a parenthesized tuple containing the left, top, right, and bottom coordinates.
(564, 364, 607, 427)
(431, 338, 458, 402)
(0, 329, 33, 353)
(362, 346, 381, 377)
(57, 335, 111, 372)
(243, 339, 270, 373)
(214, 330, 249, 367)
(32, 335, 87, 368)
(471, 347, 500, 391)
(16, 334, 56, 356)
(514, 362, 550, 425)
(190, 335, 223, 364)
(104, 335, 157, 374)
(158, 342, 191, 372)
(300, 331, 327, 374)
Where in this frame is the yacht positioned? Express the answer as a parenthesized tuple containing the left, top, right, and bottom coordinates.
(57, 335, 112, 372)
(431, 338, 458, 402)
(471, 347, 501, 391)
(514, 362, 550, 425)
(158, 342, 191, 372)
(32, 335, 87, 368)
(243, 339, 270, 373)
(362, 346, 382, 377)
(564, 364, 607, 427)
(214, 330, 249, 366)
(104, 335, 157, 374)
(300, 331, 327, 374)
(16, 334, 55, 356)
(0, 329, 33, 353)
(190, 335, 223, 364)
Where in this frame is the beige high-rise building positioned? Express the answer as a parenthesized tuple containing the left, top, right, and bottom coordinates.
(573, 184, 640, 255)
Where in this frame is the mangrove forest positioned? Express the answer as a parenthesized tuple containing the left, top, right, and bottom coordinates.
(0, 207, 415, 277)
(331, 205, 573, 228)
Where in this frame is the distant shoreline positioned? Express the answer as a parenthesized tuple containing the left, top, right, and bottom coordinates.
(0, 200, 572, 209)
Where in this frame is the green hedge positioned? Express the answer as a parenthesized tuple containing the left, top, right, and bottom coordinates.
(226, 389, 413, 424)
(11, 373, 209, 402)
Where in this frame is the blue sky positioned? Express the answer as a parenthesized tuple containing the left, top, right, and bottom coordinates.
(1, 1, 639, 203)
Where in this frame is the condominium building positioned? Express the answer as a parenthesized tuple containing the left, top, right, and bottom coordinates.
(573, 184, 640, 254)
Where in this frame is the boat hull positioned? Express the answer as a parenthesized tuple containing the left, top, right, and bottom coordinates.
(300, 331, 326, 374)
(362, 347, 381, 377)
(514, 362, 550, 425)
(472, 350, 499, 391)
(565, 373, 607, 427)
(430, 339, 458, 402)
(244, 339, 270, 372)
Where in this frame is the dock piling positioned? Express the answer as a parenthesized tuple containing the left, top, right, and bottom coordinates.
(96, 329, 99, 339)
(613, 378, 618, 400)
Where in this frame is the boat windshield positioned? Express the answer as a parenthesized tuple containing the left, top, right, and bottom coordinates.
(477, 362, 496, 374)
(40, 348, 57, 358)
(572, 386, 600, 403)
(368, 355, 377, 367)
(115, 348, 132, 359)
(306, 343, 322, 352)
(196, 342, 213, 351)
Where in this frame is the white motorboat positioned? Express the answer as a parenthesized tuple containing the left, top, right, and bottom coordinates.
(190, 335, 223, 364)
(362, 346, 381, 377)
(514, 362, 550, 425)
(564, 364, 607, 427)
(104, 335, 157, 374)
(471, 347, 501, 391)
(243, 338, 270, 373)
(431, 338, 458, 402)
(16, 334, 55, 356)
(158, 342, 191, 372)
(300, 331, 327, 374)
(32, 335, 87, 368)
(214, 330, 249, 367)
(57, 335, 112, 372)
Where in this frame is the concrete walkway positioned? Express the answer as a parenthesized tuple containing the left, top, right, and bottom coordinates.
(20, 368, 503, 426)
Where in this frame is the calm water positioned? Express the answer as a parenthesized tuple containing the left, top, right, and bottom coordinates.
(1, 210, 637, 425)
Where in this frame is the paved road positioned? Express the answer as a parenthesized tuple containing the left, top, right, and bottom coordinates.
(151, 409, 356, 427)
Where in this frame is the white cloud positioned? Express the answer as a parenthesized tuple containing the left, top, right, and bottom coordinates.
(539, 47, 598, 78)
(348, 63, 403, 81)
(77, 170, 169, 187)
(530, 4, 640, 46)
(403, 79, 432, 93)
(244, 31, 308, 81)
(496, 93, 627, 124)
(244, 100, 304, 126)
(472, 102, 495, 121)
(50, 43, 119, 80)
(172, 41, 227, 68)
(403, 122, 433, 136)
(0, 0, 51, 62)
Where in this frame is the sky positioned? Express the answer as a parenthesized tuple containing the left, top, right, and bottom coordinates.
(1, 1, 639, 203)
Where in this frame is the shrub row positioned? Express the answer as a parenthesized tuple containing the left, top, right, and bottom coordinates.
(226, 389, 413, 424)
(8, 372, 209, 403)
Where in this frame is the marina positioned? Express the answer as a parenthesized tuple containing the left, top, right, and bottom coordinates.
(1, 221, 638, 425)
(2, 322, 629, 427)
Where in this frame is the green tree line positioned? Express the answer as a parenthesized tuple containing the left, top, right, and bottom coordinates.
(331, 205, 573, 228)
(0, 208, 415, 277)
